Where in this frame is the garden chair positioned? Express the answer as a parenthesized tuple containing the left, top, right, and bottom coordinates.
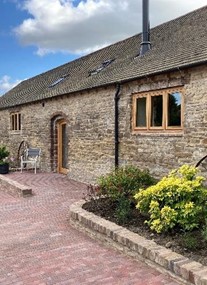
(20, 148, 41, 174)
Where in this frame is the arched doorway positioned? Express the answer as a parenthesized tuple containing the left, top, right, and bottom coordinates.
(50, 113, 68, 174)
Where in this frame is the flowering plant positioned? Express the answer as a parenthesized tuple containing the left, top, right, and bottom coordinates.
(134, 165, 207, 233)
(0, 146, 10, 165)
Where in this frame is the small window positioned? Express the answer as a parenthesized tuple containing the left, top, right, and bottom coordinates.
(133, 87, 184, 132)
(11, 113, 21, 131)
(89, 59, 114, 76)
(49, 77, 64, 87)
(49, 73, 69, 88)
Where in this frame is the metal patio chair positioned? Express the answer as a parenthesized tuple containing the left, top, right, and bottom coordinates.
(20, 148, 41, 174)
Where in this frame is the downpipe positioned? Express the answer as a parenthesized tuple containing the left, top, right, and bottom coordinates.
(114, 83, 121, 168)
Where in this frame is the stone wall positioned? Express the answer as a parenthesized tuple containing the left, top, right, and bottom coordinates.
(119, 66, 207, 178)
(0, 65, 207, 183)
(0, 87, 116, 182)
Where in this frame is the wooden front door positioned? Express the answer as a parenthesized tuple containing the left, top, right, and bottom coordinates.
(57, 120, 68, 174)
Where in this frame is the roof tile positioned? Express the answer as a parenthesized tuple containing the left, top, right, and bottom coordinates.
(0, 5, 207, 109)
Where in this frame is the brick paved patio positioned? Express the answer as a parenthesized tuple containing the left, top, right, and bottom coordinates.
(0, 172, 182, 285)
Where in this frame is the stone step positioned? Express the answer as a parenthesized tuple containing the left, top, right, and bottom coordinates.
(0, 174, 32, 197)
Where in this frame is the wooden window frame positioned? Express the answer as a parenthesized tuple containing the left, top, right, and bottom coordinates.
(132, 87, 184, 133)
(10, 112, 21, 131)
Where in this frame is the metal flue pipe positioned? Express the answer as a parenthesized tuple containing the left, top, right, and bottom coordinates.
(140, 0, 151, 56)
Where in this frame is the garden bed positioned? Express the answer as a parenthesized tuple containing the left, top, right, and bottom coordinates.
(83, 197, 207, 267)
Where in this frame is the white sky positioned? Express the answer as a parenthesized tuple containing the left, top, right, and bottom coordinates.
(1, 0, 206, 94)
(0, 76, 22, 94)
(15, 0, 207, 56)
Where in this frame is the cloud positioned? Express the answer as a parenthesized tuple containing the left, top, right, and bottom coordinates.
(0, 76, 22, 95)
(14, 0, 207, 56)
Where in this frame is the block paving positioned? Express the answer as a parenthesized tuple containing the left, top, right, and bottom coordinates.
(0, 172, 183, 285)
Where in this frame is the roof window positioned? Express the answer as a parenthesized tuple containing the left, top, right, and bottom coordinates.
(89, 59, 114, 76)
(49, 73, 69, 88)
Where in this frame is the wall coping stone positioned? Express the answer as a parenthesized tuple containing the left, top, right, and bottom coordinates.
(70, 200, 207, 285)
(0, 174, 32, 197)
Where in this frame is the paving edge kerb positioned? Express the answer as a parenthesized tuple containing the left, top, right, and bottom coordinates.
(70, 200, 207, 285)
(0, 174, 32, 197)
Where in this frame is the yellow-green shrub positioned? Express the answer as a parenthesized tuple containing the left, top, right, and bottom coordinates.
(134, 165, 207, 233)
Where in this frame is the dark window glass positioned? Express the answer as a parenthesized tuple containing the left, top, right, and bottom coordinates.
(61, 123, 67, 169)
(11, 113, 21, 130)
(49, 77, 64, 87)
(151, 95, 163, 127)
(89, 59, 114, 76)
(12, 115, 15, 130)
(168, 92, 181, 126)
(18, 114, 21, 130)
(136, 97, 147, 127)
(14, 114, 18, 130)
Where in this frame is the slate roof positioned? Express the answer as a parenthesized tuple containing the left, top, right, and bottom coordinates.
(0, 5, 207, 109)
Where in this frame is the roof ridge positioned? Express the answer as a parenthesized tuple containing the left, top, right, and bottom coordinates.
(1, 5, 207, 109)
(7, 5, 207, 84)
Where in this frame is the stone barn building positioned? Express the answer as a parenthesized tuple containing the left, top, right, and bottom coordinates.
(0, 5, 207, 183)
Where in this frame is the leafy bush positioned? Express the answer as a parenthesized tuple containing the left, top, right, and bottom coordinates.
(98, 165, 156, 203)
(134, 165, 207, 233)
(0, 145, 10, 165)
(83, 184, 101, 202)
(114, 197, 131, 224)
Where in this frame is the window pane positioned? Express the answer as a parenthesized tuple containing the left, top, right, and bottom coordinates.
(18, 114, 21, 130)
(151, 95, 163, 127)
(61, 124, 68, 169)
(136, 97, 147, 127)
(168, 92, 181, 127)
(12, 115, 15, 130)
(14, 114, 18, 130)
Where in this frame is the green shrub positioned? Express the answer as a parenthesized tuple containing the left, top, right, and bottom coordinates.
(115, 197, 131, 224)
(134, 165, 207, 233)
(0, 145, 10, 164)
(98, 165, 156, 203)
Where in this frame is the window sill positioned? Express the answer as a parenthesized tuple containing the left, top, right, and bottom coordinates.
(132, 131, 184, 137)
(9, 130, 22, 135)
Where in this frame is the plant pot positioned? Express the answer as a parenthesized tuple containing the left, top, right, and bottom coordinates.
(0, 163, 9, 174)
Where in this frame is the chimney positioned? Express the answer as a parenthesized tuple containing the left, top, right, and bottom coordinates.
(140, 0, 151, 56)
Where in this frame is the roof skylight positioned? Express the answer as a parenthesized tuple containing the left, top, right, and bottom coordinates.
(89, 59, 115, 76)
(49, 73, 69, 88)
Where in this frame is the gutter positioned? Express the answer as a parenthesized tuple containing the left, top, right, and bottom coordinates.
(114, 83, 121, 168)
